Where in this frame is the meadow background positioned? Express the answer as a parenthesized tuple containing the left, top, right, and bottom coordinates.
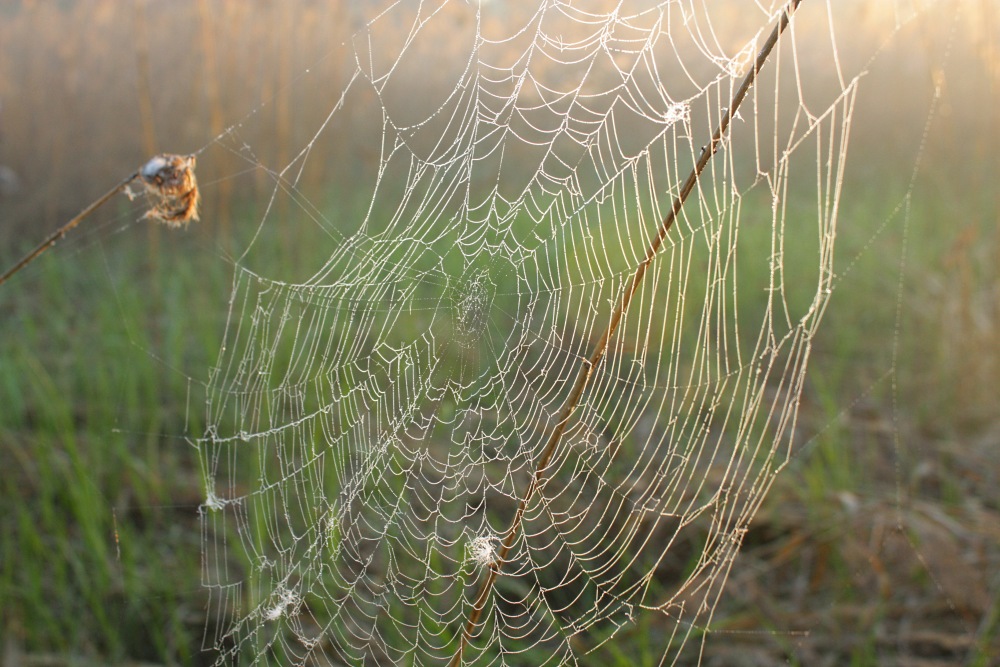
(0, 1, 997, 665)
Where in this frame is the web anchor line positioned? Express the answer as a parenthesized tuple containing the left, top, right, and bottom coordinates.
(445, 0, 806, 664)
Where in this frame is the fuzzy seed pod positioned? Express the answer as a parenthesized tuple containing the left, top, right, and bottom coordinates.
(135, 154, 200, 227)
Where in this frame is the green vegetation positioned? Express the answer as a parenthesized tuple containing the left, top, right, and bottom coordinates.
(2, 174, 995, 664)
(1, 2, 997, 665)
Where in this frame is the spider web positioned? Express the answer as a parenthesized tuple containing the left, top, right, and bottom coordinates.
(195, 1, 862, 663)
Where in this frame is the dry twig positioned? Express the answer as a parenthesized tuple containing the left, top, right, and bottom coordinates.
(0, 153, 199, 288)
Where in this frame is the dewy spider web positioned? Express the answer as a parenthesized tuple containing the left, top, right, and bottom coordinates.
(196, 1, 859, 663)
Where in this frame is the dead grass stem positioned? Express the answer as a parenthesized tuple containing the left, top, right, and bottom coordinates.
(0, 154, 199, 289)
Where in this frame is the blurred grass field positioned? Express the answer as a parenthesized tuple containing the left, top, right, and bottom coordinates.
(1, 1, 998, 665)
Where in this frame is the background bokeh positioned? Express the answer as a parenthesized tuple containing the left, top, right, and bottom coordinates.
(0, 1, 997, 665)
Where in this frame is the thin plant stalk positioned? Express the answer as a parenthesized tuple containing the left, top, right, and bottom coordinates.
(196, 0, 230, 240)
(0, 154, 198, 288)
(132, 0, 162, 280)
(0, 173, 138, 288)
(446, 1, 804, 664)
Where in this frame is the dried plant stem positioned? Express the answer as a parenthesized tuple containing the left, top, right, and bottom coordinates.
(1, 154, 199, 289)
(132, 0, 161, 278)
(0, 173, 137, 288)
(132, 3, 159, 159)
(196, 0, 230, 239)
(446, 1, 804, 664)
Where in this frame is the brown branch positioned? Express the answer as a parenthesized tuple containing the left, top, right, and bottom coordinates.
(0, 174, 137, 288)
(0, 154, 200, 289)
(446, 1, 804, 664)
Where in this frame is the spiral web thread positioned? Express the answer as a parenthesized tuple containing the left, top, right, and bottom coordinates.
(196, 1, 864, 663)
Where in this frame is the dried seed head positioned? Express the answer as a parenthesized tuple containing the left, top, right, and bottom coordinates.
(134, 154, 200, 227)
